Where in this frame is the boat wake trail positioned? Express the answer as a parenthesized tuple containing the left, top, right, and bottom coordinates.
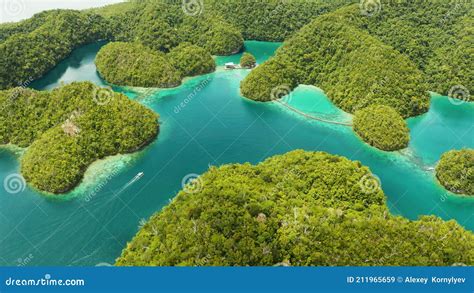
(116, 172, 144, 195)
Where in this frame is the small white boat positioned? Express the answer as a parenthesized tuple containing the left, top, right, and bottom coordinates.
(134, 172, 144, 180)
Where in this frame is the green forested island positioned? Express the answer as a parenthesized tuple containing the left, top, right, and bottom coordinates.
(436, 149, 474, 196)
(117, 150, 474, 266)
(0, 82, 158, 193)
(95, 42, 215, 88)
(0, 2, 244, 89)
(0, 0, 348, 90)
(0, 10, 107, 89)
(168, 43, 216, 77)
(239, 1, 472, 150)
(95, 42, 181, 88)
(240, 52, 257, 69)
(96, 42, 181, 88)
(0, 0, 473, 269)
(2, 1, 471, 97)
(426, 10, 473, 100)
(353, 105, 409, 151)
(240, 10, 430, 118)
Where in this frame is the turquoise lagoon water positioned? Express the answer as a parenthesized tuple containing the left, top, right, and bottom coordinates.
(0, 41, 473, 266)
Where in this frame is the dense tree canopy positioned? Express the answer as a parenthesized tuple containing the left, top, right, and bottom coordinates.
(240, 2, 472, 108)
(0, 10, 108, 89)
(0, 82, 159, 193)
(353, 105, 410, 151)
(101, 1, 244, 56)
(0, 10, 60, 42)
(3, 0, 470, 97)
(241, 13, 429, 118)
(196, 19, 244, 55)
(205, 0, 350, 41)
(1, 1, 472, 266)
(240, 53, 257, 69)
(0, 2, 243, 90)
(169, 43, 216, 77)
(95, 42, 182, 88)
(436, 149, 474, 196)
(340, 2, 473, 97)
(239, 1, 472, 151)
(425, 12, 474, 99)
(95, 42, 215, 88)
(117, 150, 474, 266)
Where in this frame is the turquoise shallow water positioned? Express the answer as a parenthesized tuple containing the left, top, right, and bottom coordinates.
(0, 41, 473, 266)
